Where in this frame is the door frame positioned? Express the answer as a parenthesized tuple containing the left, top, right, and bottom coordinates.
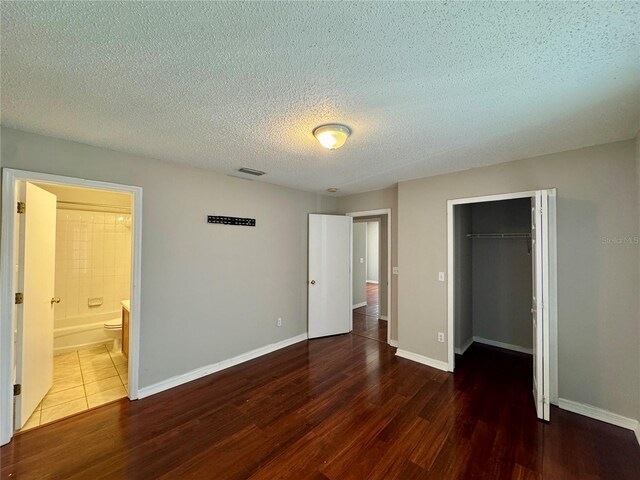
(446, 189, 558, 405)
(346, 209, 392, 346)
(0, 168, 143, 445)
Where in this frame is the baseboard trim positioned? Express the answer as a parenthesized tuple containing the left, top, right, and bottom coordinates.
(54, 340, 110, 355)
(138, 333, 308, 399)
(366, 280, 379, 284)
(454, 337, 474, 355)
(379, 315, 389, 321)
(473, 336, 533, 355)
(352, 302, 367, 309)
(396, 349, 450, 372)
(388, 339, 398, 348)
(558, 398, 639, 436)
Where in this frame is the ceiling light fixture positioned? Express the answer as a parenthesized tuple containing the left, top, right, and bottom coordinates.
(327, 188, 338, 193)
(313, 124, 351, 150)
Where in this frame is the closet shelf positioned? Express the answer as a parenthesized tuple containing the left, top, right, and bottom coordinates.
(467, 233, 531, 239)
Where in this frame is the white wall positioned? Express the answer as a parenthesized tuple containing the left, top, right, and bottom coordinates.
(35, 184, 132, 208)
(399, 139, 639, 419)
(366, 221, 379, 283)
(1, 127, 335, 388)
(352, 223, 367, 307)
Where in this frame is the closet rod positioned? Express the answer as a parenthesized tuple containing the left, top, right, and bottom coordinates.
(467, 233, 531, 239)
(57, 200, 131, 211)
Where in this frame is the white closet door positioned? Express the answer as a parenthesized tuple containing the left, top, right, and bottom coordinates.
(531, 191, 550, 421)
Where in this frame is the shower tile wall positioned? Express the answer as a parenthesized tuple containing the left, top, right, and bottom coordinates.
(54, 210, 131, 326)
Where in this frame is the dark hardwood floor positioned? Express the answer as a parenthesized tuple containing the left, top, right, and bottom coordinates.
(353, 282, 387, 343)
(2, 335, 639, 479)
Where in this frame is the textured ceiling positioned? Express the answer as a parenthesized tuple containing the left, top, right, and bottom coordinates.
(1, 1, 639, 195)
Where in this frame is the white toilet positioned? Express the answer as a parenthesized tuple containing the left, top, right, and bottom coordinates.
(104, 318, 123, 352)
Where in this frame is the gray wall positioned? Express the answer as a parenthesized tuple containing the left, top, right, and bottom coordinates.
(399, 139, 639, 419)
(336, 187, 398, 341)
(366, 221, 379, 283)
(352, 222, 367, 307)
(471, 199, 532, 350)
(1, 127, 335, 388)
(454, 205, 472, 351)
(636, 131, 640, 427)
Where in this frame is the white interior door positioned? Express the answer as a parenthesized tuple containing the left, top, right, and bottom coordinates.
(308, 214, 352, 339)
(531, 191, 550, 421)
(15, 182, 57, 429)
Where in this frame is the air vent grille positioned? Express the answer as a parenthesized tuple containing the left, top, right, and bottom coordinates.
(238, 167, 266, 176)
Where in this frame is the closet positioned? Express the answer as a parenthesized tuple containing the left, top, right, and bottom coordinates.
(454, 198, 533, 355)
(449, 190, 556, 421)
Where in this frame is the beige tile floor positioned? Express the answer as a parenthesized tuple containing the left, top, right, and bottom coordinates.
(19, 343, 128, 431)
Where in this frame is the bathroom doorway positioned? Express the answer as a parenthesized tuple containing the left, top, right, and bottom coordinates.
(0, 169, 142, 445)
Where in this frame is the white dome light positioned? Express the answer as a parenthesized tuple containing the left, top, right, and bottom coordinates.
(313, 124, 351, 150)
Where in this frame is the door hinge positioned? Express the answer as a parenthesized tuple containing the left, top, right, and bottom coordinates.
(17, 202, 25, 214)
(15, 292, 23, 304)
(13, 384, 21, 396)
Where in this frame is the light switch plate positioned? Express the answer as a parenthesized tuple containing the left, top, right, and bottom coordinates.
(438, 272, 445, 282)
(360, 258, 364, 264)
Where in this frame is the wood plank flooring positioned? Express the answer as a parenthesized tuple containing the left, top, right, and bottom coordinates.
(2, 335, 639, 479)
(354, 282, 381, 318)
(353, 282, 387, 343)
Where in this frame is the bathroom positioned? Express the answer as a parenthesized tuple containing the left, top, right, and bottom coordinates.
(19, 183, 133, 431)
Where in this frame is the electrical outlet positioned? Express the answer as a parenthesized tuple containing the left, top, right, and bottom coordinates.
(438, 272, 445, 282)
(437, 332, 445, 343)
(360, 258, 364, 264)
(277, 317, 282, 327)
(393, 267, 399, 275)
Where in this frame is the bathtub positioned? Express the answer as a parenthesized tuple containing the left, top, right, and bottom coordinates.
(54, 311, 121, 353)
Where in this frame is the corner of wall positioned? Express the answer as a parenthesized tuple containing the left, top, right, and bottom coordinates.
(635, 130, 640, 430)
(316, 194, 338, 214)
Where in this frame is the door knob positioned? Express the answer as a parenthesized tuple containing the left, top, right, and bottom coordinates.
(310, 280, 316, 285)
(51, 297, 61, 305)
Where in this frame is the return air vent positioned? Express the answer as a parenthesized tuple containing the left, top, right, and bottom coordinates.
(237, 167, 266, 176)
